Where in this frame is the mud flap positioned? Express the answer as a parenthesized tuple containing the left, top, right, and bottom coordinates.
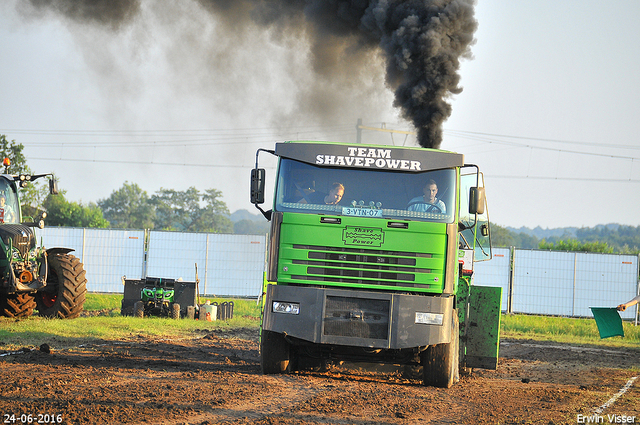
(465, 286, 502, 369)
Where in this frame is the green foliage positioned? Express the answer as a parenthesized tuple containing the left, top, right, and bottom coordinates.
(150, 187, 233, 233)
(0, 135, 50, 213)
(493, 223, 640, 254)
(43, 192, 109, 228)
(233, 219, 270, 235)
(538, 238, 614, 253)
(0, 135, 28, 174)
(491, 223, 539, 249)
(97, 181, 155, 229)
(96, 183, 234, 233)
(576, 225, 640, 254)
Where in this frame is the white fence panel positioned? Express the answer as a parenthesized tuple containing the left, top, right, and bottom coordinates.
(146, 231, 207, 282)
(205, 234, 265, 297)
(473, 247, 510, 311)
(146, 231, 266, 297)
(35, 227, 85, 259)
(512, 250, 576, 316)
(574, 253, 638, 319)
(81, 229, 145, 293)
(31, 227, 639, 319)
(36, 228, 146, 293)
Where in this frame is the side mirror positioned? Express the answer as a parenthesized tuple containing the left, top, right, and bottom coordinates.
(250, 168, 266, 204)
(49, 178, 59, 195)
(480, 223, 489, 237)
(469, 187, 485, 215)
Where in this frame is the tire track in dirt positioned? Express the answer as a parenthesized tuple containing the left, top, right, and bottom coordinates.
(160, 375, 330, 424)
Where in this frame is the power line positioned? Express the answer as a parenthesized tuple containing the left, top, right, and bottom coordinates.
(445, 129, 640, 151)
(25, 156, 277, 170)
(486, 175, 640, 183)
(444, 130, 640, 161)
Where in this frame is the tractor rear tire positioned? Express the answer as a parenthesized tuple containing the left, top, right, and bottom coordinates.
(0, 293, 36, 318)
(134, 301, 144, 318)
(171, 303, 181, 320)
(36, 253, 87, 319)
(421, 310, 460, 388)
(260, 330, 291, 374)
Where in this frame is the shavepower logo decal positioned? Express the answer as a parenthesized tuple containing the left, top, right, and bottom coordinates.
(315, 147, 422, 171)
(342, 226, 384, 247)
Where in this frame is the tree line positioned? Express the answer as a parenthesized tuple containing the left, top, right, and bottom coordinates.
(491, 223, 640, 254)
(0, 135, 263, 234)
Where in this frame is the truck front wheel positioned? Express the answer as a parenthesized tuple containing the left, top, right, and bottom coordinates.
(260, 330, 292, 374)
(421, 311, 460, 388)
(36, 253, 87, 319)
(0, 293, 36, 318)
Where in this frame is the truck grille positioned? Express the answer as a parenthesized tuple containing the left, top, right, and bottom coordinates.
(323, 295, 390, 340)
(291, 244, 434, 287)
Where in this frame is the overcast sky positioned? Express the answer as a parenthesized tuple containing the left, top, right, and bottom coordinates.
(0, 0, 638, 230)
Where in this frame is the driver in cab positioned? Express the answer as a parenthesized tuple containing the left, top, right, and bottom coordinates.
(299, 182, 344, 205)
(408, 179, 446, 213)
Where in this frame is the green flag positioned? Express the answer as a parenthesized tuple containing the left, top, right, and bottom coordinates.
(590, 307, 624, 339)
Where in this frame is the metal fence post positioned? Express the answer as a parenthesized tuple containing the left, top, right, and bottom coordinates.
(508, 246, 515, 314)
(81, 227, 86, 265)
(142, 229, 149, 279)
(572, 252, 578, 317)
(204, 233, 210, 296)
(636, 254, 640, 326)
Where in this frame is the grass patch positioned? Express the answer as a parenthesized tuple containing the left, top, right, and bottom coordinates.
(0, 293, 261, 351)
(83, 293, 122, 311)
(2, 294, 638, 352)
(0, 315, 260, 351)
(501, 313, 640, 349)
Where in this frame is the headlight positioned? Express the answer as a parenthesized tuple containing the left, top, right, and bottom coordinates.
(272, 301, 300, 315)
(415, 312, 444, 326)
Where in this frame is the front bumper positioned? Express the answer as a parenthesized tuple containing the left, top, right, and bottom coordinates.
(262, 284, 453, 350)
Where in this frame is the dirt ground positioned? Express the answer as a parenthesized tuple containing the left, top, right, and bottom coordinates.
(1, 327, 639, 425)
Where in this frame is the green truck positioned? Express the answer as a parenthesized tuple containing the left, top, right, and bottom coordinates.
(251, 141, 501, 388)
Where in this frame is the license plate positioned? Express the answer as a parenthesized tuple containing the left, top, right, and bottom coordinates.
(342, 207, 383, 218)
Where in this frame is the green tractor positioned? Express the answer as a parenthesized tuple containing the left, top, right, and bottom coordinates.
(0, 158, 87, 319)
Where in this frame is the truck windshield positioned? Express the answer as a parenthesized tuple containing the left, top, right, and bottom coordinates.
(0, 178, 19, 224)
(274, 158, 456, 223)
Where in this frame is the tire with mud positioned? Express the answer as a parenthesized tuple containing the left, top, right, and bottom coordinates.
(121, 299, 134, 316)
(421, 310, 460, 388)
(0, 293, 37, 318)
(36, 253, 87, 319)
(260, 330, 292, 374)
(134, 301, 144, 318)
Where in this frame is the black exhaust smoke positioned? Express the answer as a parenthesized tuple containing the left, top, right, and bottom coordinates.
(24, 0, 477, 149)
